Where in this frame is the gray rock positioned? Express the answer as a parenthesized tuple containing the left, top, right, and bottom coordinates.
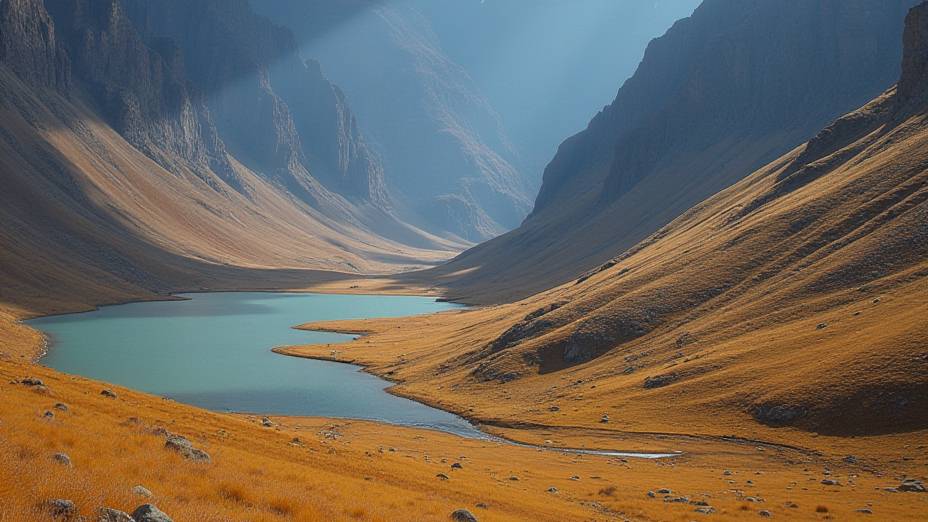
(450, 462, 463, 470)
(759, 510, 772, 517)
(131, 504, 172, 522)
(98, 507, 135, 522)
(656, 488, 672, 494)
(22, 377, 44, 386)
(821, 479, 840, 486)
(695, 506, 715, 514)
(547, 487, 558, 493)
(436, 473, 449, 480)
(261, 416, 274, 427)
(101, 389, 117, 399)
(644, 373, 678, 389)
(43, 410, 55, 419)
(164, 435, 210, 462)
(647, 490, 655, 498)
(856, 508, 873, 514)
(600, 413, 609, 423)
(132, 485, 153, 498)
(451, 509, 478, 522)
(54, 403, 69, 412)
(43, 499, 76, 518)
(899, 478, 925, 493)
(52, 452, 71, 466)
(752, 404, 806, 425)
(816, 323, 827, 329)
(508, 475, 519, 481)
(665, 496, 689, 503)
(842, 455, 858, 464)
(723, 470, 732, 476)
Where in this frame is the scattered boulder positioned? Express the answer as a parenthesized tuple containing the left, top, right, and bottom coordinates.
(450, 509, 478, 522)
(22, 377, 44, 387)
(164, 435, 210, 462)
(644, 373, 678, 389)
(569, 475, 580, 481)
(665, 496, 689, 503)
(101, 389, 117, 399)
(695, 506, 715, 514)
(436, 473, 449, 480)
(547, 487, 558, 493)
(600, 413, 609, 423)
(261, 417, 274, 427)
(842, 455, 858, 464)
(52, 452, 71, 466)
(451, 462, 463, 470)
(816, 323, 828, 330)
(647, 491, 655, 498)
(98, 507, 134, 522)
(508, 475, 519, 481)
(43, 410, 55, 419)
(132, 485, 153, 498)
(131, 504, 172, 522)
(821, 479, 840, 486)
(43, 499, 76, 518)
(752, 404, 806, 426)
(54, 403, 69, 412)
(656, 488, 672, 494)
(723, 470, 733, 476)
(474, 503, 488, 509)
(898, 478, 926, 493)
(759, 510, 772, 517)
(856, 508, 873, 514)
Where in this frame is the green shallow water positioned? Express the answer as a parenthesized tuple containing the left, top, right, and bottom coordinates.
(30, 292, 485, 437)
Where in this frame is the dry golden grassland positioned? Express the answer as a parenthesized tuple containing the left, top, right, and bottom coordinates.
(1, 359, 926, 522)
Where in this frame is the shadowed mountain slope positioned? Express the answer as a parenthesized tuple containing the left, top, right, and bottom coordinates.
(253, 0, 532, 242)
(284, 1, 928, 438)
(0, 0, 460, 318)
(425, 0, 920, 304)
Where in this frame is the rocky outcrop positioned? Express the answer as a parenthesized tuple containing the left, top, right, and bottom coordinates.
(899, 1, 928, 104)
(44, 0, 237, 189)
(122, 0, 388, 207)
(0, 0, 70, 89)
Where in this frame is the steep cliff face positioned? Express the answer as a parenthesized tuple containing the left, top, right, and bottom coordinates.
(430, 0, 920, 303)
(45, 0, 238, 189)
(253, 0, 532, 242)
(0, 0, 69, 89)
(121, 0, 388, 207)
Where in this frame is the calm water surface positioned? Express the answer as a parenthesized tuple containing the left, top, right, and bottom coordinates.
(30, 292, 485, 437)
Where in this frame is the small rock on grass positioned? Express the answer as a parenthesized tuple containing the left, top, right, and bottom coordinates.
(547, 487, 558, 493)
(899, 478, 925, 492)
(856, 508, 873, 514)
(436, 473, 450, 480)
(758, 510, 772, 517)
(101, 389, 117, 399)
(98, 507, 134, 522)
(22, 377, 44, 386)
(54, 403, 68, 412)
(451, 509, 478, 522)
(164, 435, 210, 462)
(132, 485, 153, 498)
(132, 504, 172, 522)
(695, 506, 715, 515)
(52, 452, 71, 466)
(42, 499, 76, 518)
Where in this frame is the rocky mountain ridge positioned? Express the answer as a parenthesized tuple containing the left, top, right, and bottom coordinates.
(427, 0, 921, 304)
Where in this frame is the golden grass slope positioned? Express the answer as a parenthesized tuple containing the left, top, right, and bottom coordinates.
(280, 81, 928, 440)
(2, 360, 927, 521)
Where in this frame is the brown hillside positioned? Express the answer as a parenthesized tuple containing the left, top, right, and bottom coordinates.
(280, 3, 928, 440)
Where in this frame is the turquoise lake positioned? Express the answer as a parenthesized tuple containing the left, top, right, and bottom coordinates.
(29, 292, 485, 437)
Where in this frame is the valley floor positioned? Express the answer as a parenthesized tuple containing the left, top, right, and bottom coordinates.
(1, 280, 926, 521)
